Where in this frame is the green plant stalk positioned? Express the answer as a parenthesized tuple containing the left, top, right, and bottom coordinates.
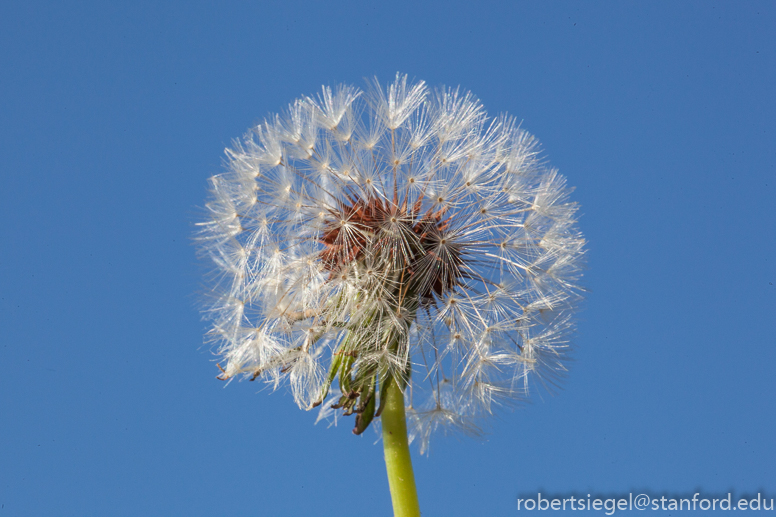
(381, 376, 421, 517)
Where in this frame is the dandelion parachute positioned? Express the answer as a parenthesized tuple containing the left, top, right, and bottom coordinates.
(197, 73, 585, 453)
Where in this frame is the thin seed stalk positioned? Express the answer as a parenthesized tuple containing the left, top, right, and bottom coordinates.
(381, 375, 420, 517)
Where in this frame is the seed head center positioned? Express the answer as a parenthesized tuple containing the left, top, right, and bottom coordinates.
(320, 196, 463, 303)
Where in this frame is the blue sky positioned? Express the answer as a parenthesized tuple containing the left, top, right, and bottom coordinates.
(1, 1, 774, 516)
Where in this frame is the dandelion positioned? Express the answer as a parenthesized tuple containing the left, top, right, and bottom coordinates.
(197, 73, 585, 516)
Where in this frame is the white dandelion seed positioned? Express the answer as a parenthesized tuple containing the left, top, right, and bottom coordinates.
(196, 73, 585, 455)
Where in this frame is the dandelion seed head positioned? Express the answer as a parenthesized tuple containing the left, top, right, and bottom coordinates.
(197, 73, 585, 452)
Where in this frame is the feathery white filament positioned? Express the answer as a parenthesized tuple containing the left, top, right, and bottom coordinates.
(197, 73, 585, 453)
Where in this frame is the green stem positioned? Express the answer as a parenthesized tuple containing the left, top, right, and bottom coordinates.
(381, 376, 421, 517)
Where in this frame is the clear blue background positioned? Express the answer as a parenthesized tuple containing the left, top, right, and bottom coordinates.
(1, 2, 774, 516)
